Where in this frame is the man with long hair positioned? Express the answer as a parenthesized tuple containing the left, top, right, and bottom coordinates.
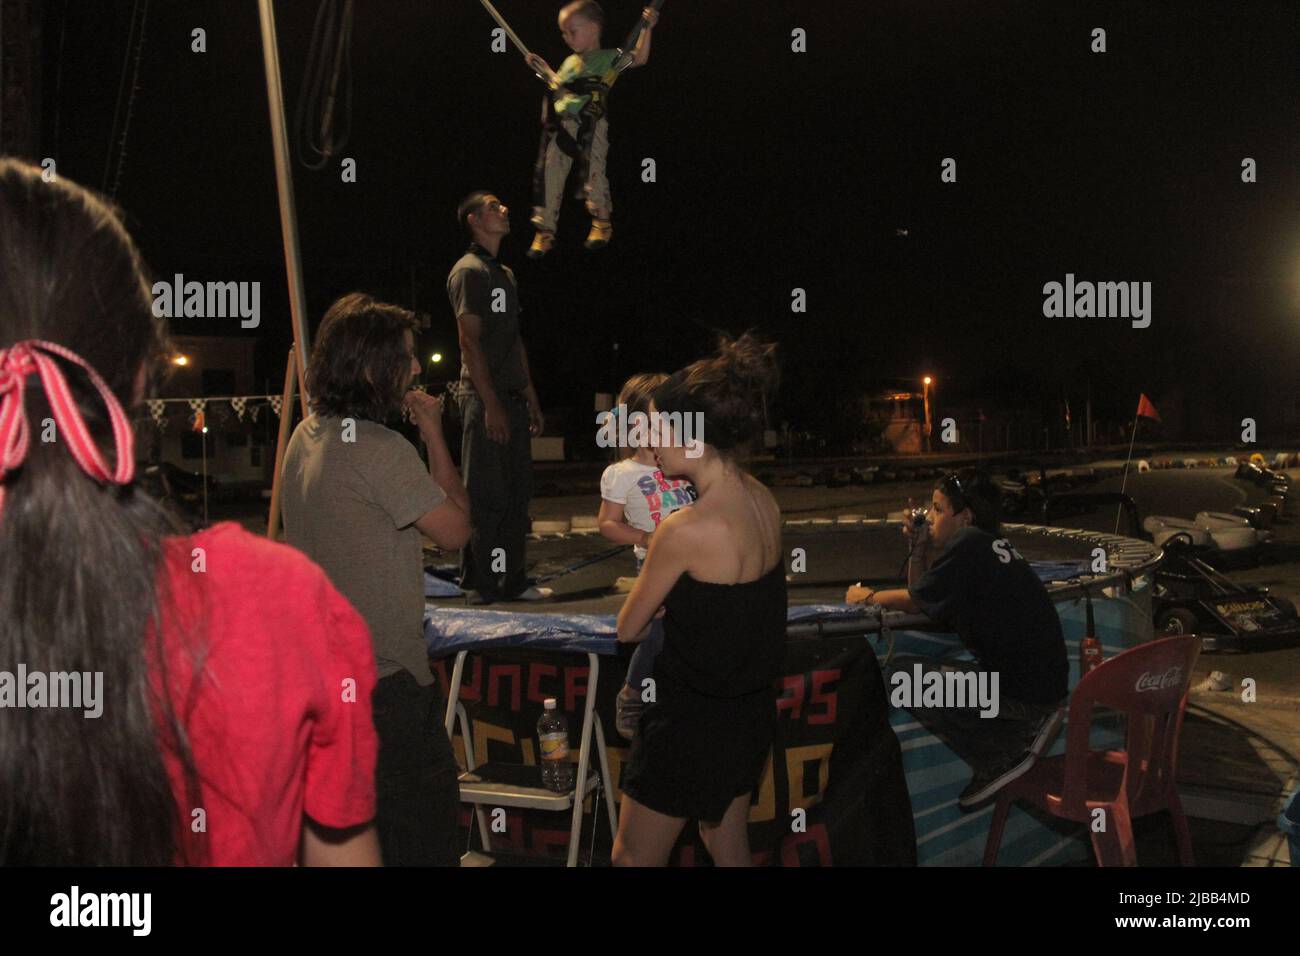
(281, 293, 470, 865)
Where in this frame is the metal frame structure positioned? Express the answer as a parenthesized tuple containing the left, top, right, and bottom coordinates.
(257, 1, 313, 538)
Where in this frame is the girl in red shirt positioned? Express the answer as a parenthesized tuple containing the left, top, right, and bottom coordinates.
(0, 159, 379, 866)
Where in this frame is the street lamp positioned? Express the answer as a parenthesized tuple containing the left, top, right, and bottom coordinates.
(922, 376, 933, 453)
(423, 352, 445, 392)
(172, 355, 189, 367)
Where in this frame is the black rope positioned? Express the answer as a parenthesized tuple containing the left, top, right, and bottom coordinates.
(293, 0, 355, 171)
(532, 544, 631, 585)
(52, 0, 71, 160)
(102, 0, 149, 200)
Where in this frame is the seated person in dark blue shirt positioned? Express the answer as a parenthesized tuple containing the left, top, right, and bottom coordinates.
(846, 469, 1068, 810)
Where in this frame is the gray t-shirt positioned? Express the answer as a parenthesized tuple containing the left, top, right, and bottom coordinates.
(446, 244, 527, 392)
(282, 413, 446, 684)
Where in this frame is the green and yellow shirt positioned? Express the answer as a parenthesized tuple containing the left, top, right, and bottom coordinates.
(553, 48, 620, 116)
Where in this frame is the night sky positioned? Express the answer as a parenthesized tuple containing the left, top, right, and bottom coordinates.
(35, 0, 1300, 444)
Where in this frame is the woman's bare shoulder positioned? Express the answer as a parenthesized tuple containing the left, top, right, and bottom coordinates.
(744, 473, 781, 518)
(659, 499, 715, 538)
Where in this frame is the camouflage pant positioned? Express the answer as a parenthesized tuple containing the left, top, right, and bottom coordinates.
(532, 115, 611, 232)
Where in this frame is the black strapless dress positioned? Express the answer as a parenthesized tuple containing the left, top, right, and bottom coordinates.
(621, 562, 788, 822)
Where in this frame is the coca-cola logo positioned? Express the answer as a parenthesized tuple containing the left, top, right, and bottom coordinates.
(1135, 667, 1183, 692)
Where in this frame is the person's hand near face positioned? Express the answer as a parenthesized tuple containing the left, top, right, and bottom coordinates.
(403, 390, 444, 441)
(899, 497, 929, 547)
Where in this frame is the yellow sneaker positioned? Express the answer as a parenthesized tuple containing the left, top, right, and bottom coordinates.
(527, 230, 554, 259)
(584, 219, 613, 249)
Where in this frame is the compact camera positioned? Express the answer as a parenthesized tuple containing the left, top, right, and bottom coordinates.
(909, 508, 930, 529)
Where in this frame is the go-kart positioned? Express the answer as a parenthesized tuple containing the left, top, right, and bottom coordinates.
(1235, 460, 1290, 498)
(1152, 533, 1300, 651)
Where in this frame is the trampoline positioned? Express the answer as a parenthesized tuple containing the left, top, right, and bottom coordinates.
(424, 518, 1162, 866)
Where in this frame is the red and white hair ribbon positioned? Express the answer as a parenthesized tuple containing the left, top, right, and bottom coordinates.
(0, 339, 135, 515)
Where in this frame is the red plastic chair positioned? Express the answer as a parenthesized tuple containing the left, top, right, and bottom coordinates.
(983, 634, 1201, 866)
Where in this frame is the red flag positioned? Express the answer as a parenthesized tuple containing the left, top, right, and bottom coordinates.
(1136, 394, 1160, 422)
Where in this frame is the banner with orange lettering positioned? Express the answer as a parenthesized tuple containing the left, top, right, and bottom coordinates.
(431, 636, 915, 865)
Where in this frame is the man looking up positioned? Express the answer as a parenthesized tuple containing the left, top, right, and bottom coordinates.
(448, 192, 550, 604)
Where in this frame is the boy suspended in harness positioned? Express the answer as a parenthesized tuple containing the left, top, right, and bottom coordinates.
(522, 2, 661, 257)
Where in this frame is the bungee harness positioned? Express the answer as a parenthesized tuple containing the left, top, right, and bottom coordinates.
(532, 75, 611, 205)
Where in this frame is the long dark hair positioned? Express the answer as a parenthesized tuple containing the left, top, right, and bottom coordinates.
(306, 292, 418, 423)
(0, 158, 200, 864)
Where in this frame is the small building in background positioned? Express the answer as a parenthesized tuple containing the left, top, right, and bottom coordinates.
(870, 388, 925, 455)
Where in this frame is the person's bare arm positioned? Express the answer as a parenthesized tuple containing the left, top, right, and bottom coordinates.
(404, 391, 470, 514)
(630, 7, 657, 67)
(301, 819, 382, 866)
(414, 502, 470, 551)
(524, 52, 561, 87)
(457, 313, 510, 443)
(403, 391, 471, 549)
(616, 513, 690, 642)
(425, 440, 470, 516)
(845, 511, 930, 611)
(845, 582, 921, 613)
(457, 313, 501, 406)
(870, 588, 922, 614)
(906, 538, 932, 589)
(598, 499, 651, 549)
(875, 523, 930, 612)
(517, 340, 544, 436)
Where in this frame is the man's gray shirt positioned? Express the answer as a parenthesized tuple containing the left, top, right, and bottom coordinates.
(282, 414, 445, 684)
(446, 243, 527, 392)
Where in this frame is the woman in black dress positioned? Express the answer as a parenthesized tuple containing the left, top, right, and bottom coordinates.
(612, 334, 785, 867)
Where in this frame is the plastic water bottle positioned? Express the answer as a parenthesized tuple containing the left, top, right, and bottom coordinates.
(538, 698, 574, 793)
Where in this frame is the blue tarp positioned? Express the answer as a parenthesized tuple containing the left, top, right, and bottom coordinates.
(427, 562, 1150, 866)
(423, 561, 1092, 657)
(424, 570, 464, 598)
(424, 603, 876, 658)
(1029, 560, 1091, 582)
(423, 561, 1090, 657)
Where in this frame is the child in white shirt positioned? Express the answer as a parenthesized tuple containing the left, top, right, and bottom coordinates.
(598, 373, 695, 738)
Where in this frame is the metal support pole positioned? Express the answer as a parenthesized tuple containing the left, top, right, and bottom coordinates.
(258, 0, 312, 418)
(1115, 417, 1140, 534)
(477, 0, 533, 58)
(266, 348, 298, 540)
